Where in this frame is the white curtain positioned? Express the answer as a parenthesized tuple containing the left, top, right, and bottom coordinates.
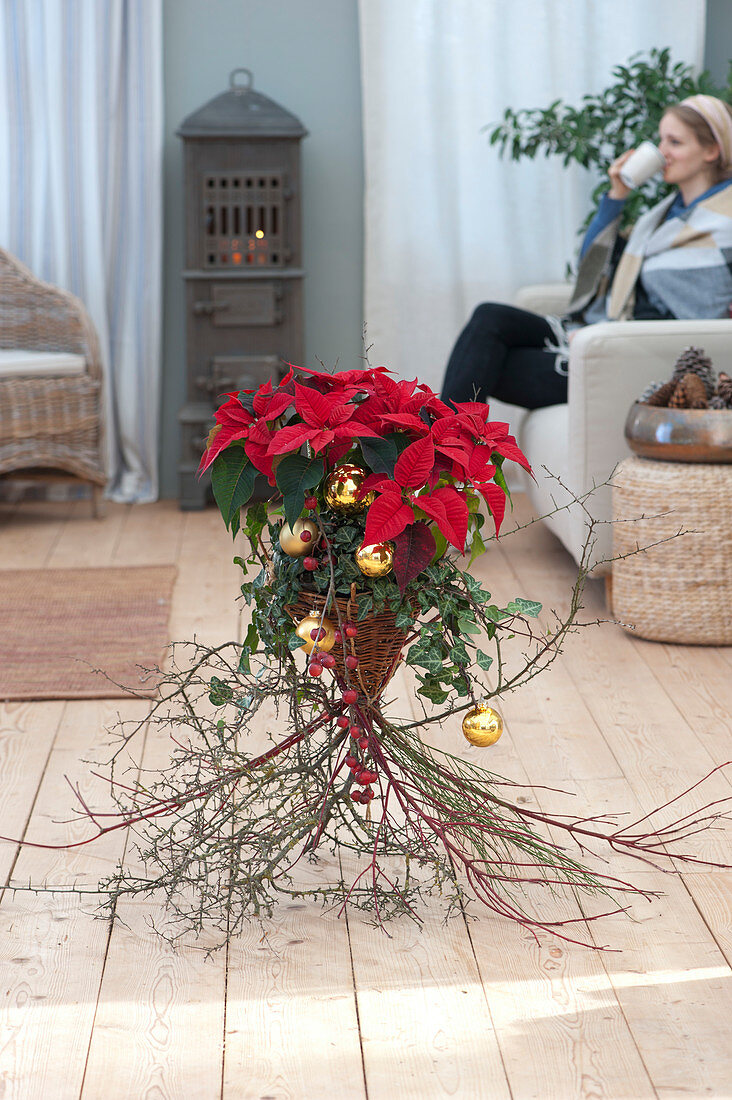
(0, 0, 164, 502)
(358, 0, 707, 409)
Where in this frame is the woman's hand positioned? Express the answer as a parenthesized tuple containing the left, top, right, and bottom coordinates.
(607, 149, 635, 200)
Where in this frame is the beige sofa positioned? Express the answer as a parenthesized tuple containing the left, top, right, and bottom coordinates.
(512, 283, 732, 575)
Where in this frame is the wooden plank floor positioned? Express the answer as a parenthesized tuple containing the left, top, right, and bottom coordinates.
(1, 494, 731, 1100)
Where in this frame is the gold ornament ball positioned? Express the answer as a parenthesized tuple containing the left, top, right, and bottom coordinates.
(324, 463, 375, 513)
(295, 612, 337, 654)
(278, 518, 319, 557)
(462, 704, 503, 747)
(355, 541, 394, 577)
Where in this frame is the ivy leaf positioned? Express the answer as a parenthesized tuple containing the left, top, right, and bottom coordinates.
(208, 676, 234, 706)
(483, 605, 508, 623)
(417, 678, 450, 705)
(507, 598, 542, 617)
(211, 445, 257, 531)
(456, 615, 481, 636)
(275, 453, 324, 528)
(395, 605, 414, 630)
(243, 500, 268, 559)
(476, 650, 493, 671)
(392, 522, 436, 593)
(413, 647, 445, 675)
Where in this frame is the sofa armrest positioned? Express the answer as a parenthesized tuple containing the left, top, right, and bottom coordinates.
(514, 282, 573, 316)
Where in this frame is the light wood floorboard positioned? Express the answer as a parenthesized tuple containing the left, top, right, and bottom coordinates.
(0, 494, 730, 1099)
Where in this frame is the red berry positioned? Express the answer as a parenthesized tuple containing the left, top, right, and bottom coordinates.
(358, 736, 369, 750)
(350, 789, 363, 803)
(310, 626, 327, 641)
(345, 754, 359, 768)
(303, 556, 318, 570)
(362, 787, 375, 802)
(345, 623, 358, 638)
(356, 771, 371, 786)
(349, 725, 361, 739)
(342, 689, 358, 705)
(363, 770, 377, 784)
(336, 715, 349, 728)
(308, 662, 323, 677)
(345, 654, 359, 670)
(299, 529, 313, 543)
(304, 495, 318, 510)
(333, 629, 343, 644)
(321, 653, 336, 669)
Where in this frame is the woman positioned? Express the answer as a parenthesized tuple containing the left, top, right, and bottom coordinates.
(440, 95, 732, 410)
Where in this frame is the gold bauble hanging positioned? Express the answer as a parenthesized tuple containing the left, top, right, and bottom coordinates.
(355, 541, 394, 578)
(462, 704, 503, 747)
(324, 463, 375, 514)
(295, 612, 337, 654)
(278, 519, 319, 556)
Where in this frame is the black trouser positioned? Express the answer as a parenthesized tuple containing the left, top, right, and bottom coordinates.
(440, 302, 569, 410)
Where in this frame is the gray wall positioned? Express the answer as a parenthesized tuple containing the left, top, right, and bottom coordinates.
(705, 0, 732, 85)
(160, 0, 363, 497)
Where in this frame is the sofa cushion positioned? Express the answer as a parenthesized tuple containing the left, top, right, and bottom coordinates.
(0, 349, 86, 377)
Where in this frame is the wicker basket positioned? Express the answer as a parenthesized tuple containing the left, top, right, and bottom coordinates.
(286, 584, 411, 700)
(612, 456, 732, 644)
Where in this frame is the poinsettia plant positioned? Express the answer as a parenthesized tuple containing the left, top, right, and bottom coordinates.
(199, 362, 531, 570)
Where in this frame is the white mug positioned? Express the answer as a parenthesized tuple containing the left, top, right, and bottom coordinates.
(619, 141, 666, 189)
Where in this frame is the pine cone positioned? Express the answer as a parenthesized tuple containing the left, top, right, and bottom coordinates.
(669, 372, 708, 409)
(715, 371, 732, 406)
(639, 381, 664, 403)
(645, 380, 677, 406)
(671, 346, 716, 397)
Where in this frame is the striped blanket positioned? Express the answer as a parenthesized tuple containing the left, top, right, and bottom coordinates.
(566, 182, 732, 322)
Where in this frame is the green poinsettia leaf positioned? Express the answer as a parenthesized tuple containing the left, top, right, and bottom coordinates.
(358, 433, 407, 476)
(275, 453, 324, 529)
(211, 445, 257, 531)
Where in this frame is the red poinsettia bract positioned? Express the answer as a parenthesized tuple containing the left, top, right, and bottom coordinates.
(197, 363, 531, 555)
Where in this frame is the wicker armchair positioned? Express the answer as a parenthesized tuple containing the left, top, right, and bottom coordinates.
(0, 248, 106, 509)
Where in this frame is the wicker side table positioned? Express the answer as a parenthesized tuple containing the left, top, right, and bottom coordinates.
(611, 455, 732, 644)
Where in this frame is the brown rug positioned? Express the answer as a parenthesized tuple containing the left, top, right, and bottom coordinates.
(0, 565, 177, 700)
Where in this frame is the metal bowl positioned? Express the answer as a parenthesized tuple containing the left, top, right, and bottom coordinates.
(624, 402, 732, 463)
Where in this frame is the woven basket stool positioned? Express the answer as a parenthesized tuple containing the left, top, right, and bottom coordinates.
(611, 456, 732, 644)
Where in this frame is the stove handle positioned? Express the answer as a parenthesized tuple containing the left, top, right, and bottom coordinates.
(193, 300, 230, 316)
